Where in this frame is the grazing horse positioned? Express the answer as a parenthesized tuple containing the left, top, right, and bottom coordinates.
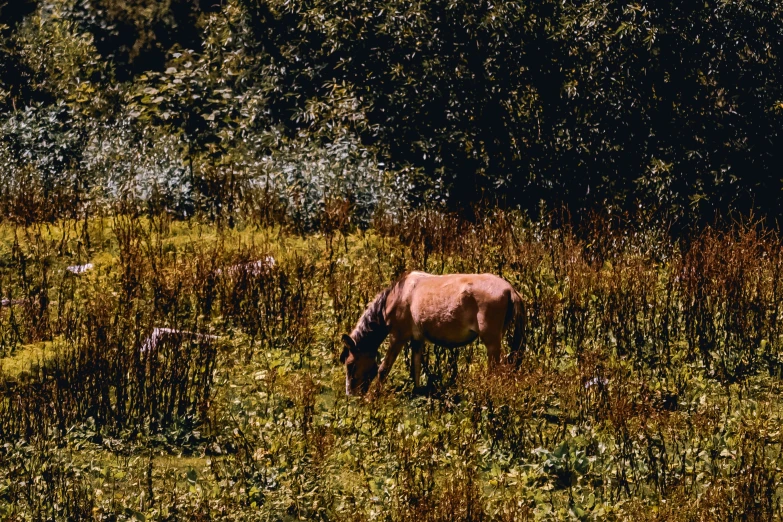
(340, 271, 525, 396)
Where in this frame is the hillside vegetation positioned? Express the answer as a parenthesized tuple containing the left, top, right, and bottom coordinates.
(2, 212, 783, 520)
(1, 0, 783, 224)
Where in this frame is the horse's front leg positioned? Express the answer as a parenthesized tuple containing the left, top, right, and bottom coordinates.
(378, 337, 406, 386)
(410, 340, 424, 390)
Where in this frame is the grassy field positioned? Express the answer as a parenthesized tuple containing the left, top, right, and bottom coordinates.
(2, 212, 783, 521)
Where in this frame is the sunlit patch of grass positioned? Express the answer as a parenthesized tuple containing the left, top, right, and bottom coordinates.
(0, 339, 59, 378)
(89, 250, 117, 269)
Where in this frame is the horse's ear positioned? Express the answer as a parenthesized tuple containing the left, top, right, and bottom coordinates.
(340, 334, 355, 363)
(341, 334, 355, 350)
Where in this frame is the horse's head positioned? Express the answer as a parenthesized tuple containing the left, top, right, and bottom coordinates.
(340, 333, 379, 396)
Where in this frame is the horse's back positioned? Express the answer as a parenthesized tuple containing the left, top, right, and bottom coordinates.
(405, 272, 512, 302)
(395, 272, 513, 345)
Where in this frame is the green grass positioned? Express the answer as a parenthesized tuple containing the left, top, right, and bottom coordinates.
(2, 214, 783, 520)
(0, 339, 59, 378)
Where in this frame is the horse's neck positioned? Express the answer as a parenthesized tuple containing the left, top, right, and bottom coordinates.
(351, 291, 391, 349)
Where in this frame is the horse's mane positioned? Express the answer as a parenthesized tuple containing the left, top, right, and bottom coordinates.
(351, 272, 408, 351)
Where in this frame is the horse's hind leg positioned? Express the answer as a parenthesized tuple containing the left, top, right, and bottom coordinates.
(480, 332, 503, 369)
(410, 340, 424, 389)
(478, 305, 505, 370)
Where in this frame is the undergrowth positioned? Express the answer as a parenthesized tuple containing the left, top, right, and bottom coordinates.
(1, 209, 783, 521)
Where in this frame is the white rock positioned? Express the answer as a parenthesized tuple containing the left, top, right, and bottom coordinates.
(214, 256, 276, 277)
(1, 297, 30, 307)
(141, 327, 219, 353)
(66, 263, 94, 274)
(584, 377, 609, 389)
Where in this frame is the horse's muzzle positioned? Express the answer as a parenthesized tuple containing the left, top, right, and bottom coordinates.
(346, 367, 379, 396)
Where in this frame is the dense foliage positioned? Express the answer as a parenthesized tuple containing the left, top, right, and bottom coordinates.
(2, 0, 782, 224)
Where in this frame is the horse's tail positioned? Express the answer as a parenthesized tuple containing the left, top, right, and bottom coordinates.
(505, 287, 526, 365)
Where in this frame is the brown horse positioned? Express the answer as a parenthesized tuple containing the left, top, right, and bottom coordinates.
(340, 271, 525, 395)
